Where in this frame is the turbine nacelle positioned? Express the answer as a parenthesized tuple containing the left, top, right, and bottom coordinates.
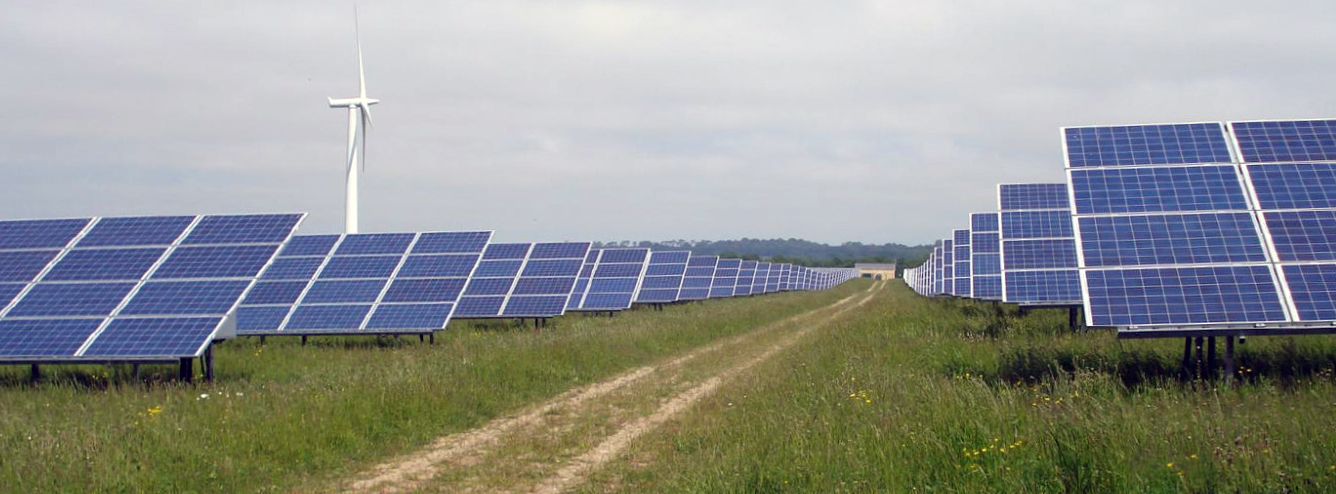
(328, 97, 380, 108)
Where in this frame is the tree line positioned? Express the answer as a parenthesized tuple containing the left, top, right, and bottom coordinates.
(592, 238, 934, 272)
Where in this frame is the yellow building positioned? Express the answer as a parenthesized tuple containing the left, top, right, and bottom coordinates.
(854, 263, 897, 280)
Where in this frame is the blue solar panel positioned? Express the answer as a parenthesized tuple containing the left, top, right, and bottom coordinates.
(317, 256, 402, 279)
(237, 306, 290, 331)
(241, 231, 491, 333)
(0, 284, 26, 307)
(1064, 123, 1231, 167)
(119, 280, 251, 315)
(0, 319, 102, 357)
(7, 283, 136, 317)
(279, 235, 340, 257)
(973, 275, 1003, 300)
(1004, 270, 1082, 304)
(637, 251, 690, 303)
(680, 255, 718, 301)
(396, 254, 479, 278)
(42, 248, 163, 281)
(1075, 213, 1266, 267)
(285, 305, 372, 330)
(954, 229, 971, 245)
(1248, 163, 1336, 210)
(1231, 120, 1336, 163)
(971, 213, 999, 233)
(734, 261, 757, 296)
(82, 317, 222, 357)
(181, 214, 303, 245)
(302, 280, 388, 303)
(1001, 211, 1073, 239)
(365, 304, 453, 330)
(999, 184, 1069, 211)
(152, 245, 279, 279)
(0, 218, 90, 250)
(972, 233, 1000, 254)
(972, 253, 1001, 275)
(76, 216, 192, 247)
(566, 278, 590, 310)
(380, 279, 467, 303)
(1282, 264, 1336, 321)
(465, 278, 514, 296)
(410, 231, 492, 254)
(525, 259, 585, 277)
(501, 295, 567, 317)
(514, 277, 578, 295)
(261, 257, 325, 280)
(484, 243, 531, 260)
(1084, 266, 1285, 326)
(1265, 210, 1336, 262)
(1069, 166, 1247, 215)
(335, 233, 415, 255)
(454, 297, 505, 317)
(473, 260, 523, 278)
(1002, 240, 1079, 270)
(242, 281, 308, 305)
(0, 250, 60, 282)
(572, 248, 646, 311)
(0, 213, 303, 361)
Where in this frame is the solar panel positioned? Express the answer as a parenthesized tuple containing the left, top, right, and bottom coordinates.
(998, 184, 1082, 306)
(1232, 119, 1336, 163)
(238, 230, 491, 334)
(679, 254, 718, 300)
(710, 259, 740, 298)
(0, 213, 303, 362)
(734, 261, 758, 296)
(1064, 122, 1232, 167)
(1065, 120, 1326, 330)
(953, 229, 971, 297)
(570, 248, 649, 311)
(999, 183, 1070, 211)
(456, 241, 590, 319)
(566, 249, 599, 310)
(749, 262, 770, 295)
(634, 251, 689, 303)
(765, 262, 782, 293)
(970, 212, 1003, 300)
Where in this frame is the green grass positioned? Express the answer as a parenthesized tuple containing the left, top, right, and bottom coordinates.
(0, 283, 859, 494)
(592, 281, 1336, 493)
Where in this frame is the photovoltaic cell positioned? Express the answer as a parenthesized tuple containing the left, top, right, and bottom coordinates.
(1232, 119, 1336, 163)
(1282, 264, 1336, 321)
(679, 254, 718, 300)
(972, 233, 1000, 254)
(1001, 211, 1073, 239)
(180, 214, 303, 245)
(1246, 163, 1336, 209)
(1264, 210, 1336, 262)
(1003, 240, 1078, 270)
(710, 259, 740, 298)
(1084, 266, 1286, 326)
(973, 275, 1003, 300)
(1000, 183, 1069, 211)
(1004, 270, 1082, 304)
(571, 248, 648, 311)
(75, 216, 192, 247)
(502, 242, 590, 317)
(1078, 213, 1267, 267)
(971, 212, 1000, 233)
(81, 317, 222, 357)
(0, 219, 90, 250)
(972, 253, 1001, 275)
(637, 251, 690, 303)
(1069, 166, 1247, 215)
(1064, 123, 1232, 167)
(0, 250, 61, 282)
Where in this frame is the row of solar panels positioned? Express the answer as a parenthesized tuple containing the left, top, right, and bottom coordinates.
(905, 118, 1336, 337)
(0, 217, 857, 364)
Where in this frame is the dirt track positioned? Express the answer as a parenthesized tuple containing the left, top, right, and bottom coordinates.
(337, 280, 883, 494)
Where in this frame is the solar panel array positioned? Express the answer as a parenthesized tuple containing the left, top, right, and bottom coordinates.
(453, 242, 591, 319)
(906, 117, 1336, 339)
(679, 254, 719, 300)
(568, 248, 650, 311)
(236, 231, 492, 335)
(0, 214, 304, 363)
(635, 251, 691, 303)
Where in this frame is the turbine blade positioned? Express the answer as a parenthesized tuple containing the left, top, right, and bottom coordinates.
(360, 108, 370, 173)
(361, 104, 374, 129)
(356, 6, 367, 100)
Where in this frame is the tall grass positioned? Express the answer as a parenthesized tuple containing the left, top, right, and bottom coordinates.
(0, 284, 859, 494)
(593, 281, 1336, 493)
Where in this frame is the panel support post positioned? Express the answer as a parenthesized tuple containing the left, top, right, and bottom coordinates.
(30, 364, 39, 383)
(1181, 337, 1193, 380)
(259, 335, 266, 346)
(1206, 337, 1217, 379)
(418, 334, 424, 343)
(133, 363, 141, 381)
(1193, 337, 1205, 380)
(429, 333, 435, 345)
(179, 358, 193, 383)
(1068, 307, 1080, 331)
(301, 335, 308, 346)
(1224, 336, 1236, 385)
(203, 346, 215, 383)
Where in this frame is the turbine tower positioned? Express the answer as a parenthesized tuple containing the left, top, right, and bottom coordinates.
(328, 9, 378, 234)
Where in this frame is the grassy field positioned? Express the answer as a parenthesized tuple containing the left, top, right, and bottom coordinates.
(589, 281, 1336, 493)
(0, 284, 856, 494)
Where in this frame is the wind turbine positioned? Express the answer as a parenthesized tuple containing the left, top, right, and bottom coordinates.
(328, 8, 378, 234)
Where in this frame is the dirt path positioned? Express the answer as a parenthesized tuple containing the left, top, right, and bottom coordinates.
(337, 281, 883, 494)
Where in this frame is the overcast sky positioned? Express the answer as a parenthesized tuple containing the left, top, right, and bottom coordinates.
(3, 1, 1334, 245)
